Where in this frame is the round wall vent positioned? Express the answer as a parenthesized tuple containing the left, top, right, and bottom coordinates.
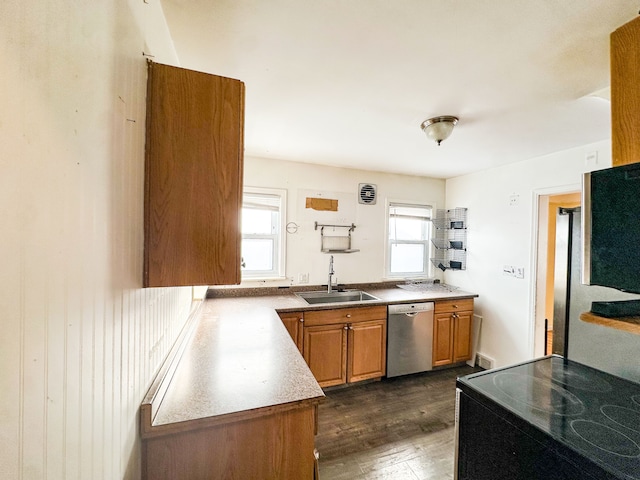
(358, 183, 377, 205)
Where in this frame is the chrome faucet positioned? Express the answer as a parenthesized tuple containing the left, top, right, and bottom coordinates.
(327, 255, 335, 293)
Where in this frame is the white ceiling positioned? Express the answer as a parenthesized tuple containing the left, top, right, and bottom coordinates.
(160, 0, 638, 179)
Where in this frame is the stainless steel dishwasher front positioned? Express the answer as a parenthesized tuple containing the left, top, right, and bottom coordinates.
(386, 302, 434, 377)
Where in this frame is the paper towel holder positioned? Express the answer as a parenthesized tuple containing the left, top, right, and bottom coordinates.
(314, 222, 359, 253)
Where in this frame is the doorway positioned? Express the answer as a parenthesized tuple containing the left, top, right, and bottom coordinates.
(533, 190, 580, 357)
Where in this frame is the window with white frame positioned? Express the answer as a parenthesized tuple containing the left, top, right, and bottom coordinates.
(241, 187, 286, 279)
(386, 202, 432, 278)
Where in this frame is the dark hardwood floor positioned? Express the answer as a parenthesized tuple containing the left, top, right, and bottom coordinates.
(316, 365, 481, 480)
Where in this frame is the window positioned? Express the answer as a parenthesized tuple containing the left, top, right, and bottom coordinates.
(241, 187, 286, 279)
(386, 202, 432, 278)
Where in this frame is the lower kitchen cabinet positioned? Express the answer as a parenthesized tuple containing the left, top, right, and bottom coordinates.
(303, 306, 387, 388)
(433, 312, 454, 366)
(453, 310, 473, 363)
(433, 299, 474, 367)
(303, 323, 347, 387)
(142, 405, 317, 479)
(140, 304, 324, 480)
(348, 319, 387, 382)
(278, 311, 304, 353)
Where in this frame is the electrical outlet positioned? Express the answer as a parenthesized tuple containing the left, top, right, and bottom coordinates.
(477, 354, 495, 370)
(509, 194, 519, 207)
(503, 265, 524, 279)
(585, 151, 598, 166)
(503, 265, 515, 276)
(298, 273, 309, 284)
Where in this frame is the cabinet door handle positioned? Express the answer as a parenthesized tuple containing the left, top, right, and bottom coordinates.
(299, 318, 304, 323)
(346, 314, 352, 318)
(452, 304, 458, 309)
(343, 325, 349, 330)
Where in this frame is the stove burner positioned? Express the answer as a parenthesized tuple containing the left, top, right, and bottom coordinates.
(570, 419, 640, 458)
(536, 357, 612, 392)
(602, 405, 640, 433)
(493, 373, 584, 415)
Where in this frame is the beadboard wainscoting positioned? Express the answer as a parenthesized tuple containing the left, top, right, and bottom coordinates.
(1, 1, 190, 479)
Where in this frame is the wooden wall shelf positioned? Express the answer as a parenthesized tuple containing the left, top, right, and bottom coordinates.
(579, 311, 640, 335)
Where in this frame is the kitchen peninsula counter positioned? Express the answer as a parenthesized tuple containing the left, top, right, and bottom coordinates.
(140, 299, 325, 479)
(140, 283, 478, 479)
(141, 283, 477, 430)
(141, 301, 324, 431)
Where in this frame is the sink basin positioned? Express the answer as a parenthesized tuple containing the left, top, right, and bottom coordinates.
(296, 290, 380, 305)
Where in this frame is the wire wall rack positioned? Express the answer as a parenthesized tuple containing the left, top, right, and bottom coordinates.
(431, 208, 467, 270)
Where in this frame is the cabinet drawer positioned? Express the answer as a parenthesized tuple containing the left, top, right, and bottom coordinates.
(434, 298, 474, 314)
(305, 306, 387, 326)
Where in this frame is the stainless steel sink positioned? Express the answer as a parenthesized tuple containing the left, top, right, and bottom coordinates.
(295, 290, 380, 305)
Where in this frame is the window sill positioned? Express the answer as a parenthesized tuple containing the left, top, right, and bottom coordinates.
(241, 276, 288, 283)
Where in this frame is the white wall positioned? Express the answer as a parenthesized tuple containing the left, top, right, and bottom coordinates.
(444, 140, 611, 368)
(1, 1, 192, 479)
(242, 156, 446, 287)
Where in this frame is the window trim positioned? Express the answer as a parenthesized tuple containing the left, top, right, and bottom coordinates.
(384, 200, 433, 279)
(241, 186, 287, 280)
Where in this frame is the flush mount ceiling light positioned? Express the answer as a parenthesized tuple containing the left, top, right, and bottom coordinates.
(420, 116, 459, 146)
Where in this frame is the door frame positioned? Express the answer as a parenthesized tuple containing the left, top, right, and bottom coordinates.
(530, 183, 581, 357)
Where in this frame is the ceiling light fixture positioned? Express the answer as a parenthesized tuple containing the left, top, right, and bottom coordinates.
(420, 116, 459, 146)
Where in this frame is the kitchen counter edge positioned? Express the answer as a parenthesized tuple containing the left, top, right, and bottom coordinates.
(140, 301, 325, 440)
(141, 285, 478, 438)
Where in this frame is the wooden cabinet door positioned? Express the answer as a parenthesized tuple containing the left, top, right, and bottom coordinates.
(142, 405, 317, 480)
(611, 16, 640, 167)
(453, 311, 473, 363)
(303, 324, 347, 388)
(347, 319, 387, 383)
(433, 312, 454, 366)
(144, 61, 245, 287)
(279, 312, 304, 353)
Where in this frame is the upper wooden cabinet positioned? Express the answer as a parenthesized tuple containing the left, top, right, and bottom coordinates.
(611, 16, 640, 167)
(144, 61, 245, 287)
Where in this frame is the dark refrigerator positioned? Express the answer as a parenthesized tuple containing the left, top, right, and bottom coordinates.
(552, 207, 640, 382)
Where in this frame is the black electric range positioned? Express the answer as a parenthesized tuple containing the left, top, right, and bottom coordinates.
(456, 355, 640, 480)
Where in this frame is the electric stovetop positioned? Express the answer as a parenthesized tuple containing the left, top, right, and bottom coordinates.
(458, 355, 640, 480)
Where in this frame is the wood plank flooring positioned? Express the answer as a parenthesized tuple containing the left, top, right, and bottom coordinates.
(316, 365, 481, 480)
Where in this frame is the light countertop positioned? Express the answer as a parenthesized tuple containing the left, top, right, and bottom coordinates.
(142, 284, 477, 436)
(142, 302, 324, 437)
(207, 284, 478, 313)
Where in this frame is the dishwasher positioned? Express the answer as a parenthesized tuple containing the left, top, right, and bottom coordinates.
(386, 302, 434, 377)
